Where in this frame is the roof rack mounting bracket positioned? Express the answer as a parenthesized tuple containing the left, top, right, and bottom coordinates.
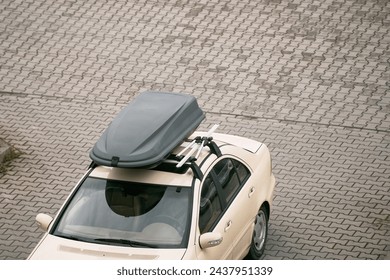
(206, 139, 222, 157)
(189, 162, 203, 181)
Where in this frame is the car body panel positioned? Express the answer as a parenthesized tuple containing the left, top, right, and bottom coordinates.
(29, 234, 186, 260)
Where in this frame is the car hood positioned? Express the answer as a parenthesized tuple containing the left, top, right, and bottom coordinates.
(28, 234, 186, 260)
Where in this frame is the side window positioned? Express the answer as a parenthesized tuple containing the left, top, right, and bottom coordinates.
(213, 159, 240, 203)
(198, 159, 251, 233)
(199, 175, 223, 234)
(232, 159, 250, 184)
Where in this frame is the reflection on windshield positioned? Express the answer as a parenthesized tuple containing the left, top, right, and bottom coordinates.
(53, 177, 191, 248)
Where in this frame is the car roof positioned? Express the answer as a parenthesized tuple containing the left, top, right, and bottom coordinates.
(90, 165, 195, 187)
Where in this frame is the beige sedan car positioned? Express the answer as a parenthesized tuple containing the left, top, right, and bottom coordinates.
(28, 92, 275, 260)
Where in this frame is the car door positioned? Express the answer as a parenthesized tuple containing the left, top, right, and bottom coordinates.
(211, 158, 254, 259)
(195, 158, 253, 259)
(227, 159, 255, 259)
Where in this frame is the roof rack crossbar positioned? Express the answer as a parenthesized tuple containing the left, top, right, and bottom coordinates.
(176, 137, 201, 157)
(176, 124, 221, 169)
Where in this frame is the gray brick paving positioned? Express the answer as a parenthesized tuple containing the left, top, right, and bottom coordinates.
(0, 0, 389, 260)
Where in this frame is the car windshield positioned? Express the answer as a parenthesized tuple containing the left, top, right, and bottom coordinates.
(52, 177, 192, 248)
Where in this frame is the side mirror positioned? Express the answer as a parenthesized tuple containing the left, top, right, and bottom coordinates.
(199, 232, 223, 249)
(35, 213, 53, 232)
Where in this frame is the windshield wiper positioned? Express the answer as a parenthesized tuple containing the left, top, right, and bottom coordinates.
(94, 238, 157, 248)
(55, 233, 90, 242)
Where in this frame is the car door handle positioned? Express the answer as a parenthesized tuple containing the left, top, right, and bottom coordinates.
(224, 220, 232, 232)
(248, 186, 255, 198)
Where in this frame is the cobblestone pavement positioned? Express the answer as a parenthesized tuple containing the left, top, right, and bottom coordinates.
(0, 0, 389, 260)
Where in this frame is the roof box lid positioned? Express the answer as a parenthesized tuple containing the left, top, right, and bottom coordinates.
(90, 91, 205, 168)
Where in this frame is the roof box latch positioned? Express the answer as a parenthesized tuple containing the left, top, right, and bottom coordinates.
(111, 156, 120, 167)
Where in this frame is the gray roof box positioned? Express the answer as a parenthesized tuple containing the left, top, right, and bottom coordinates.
(90, 91, 205, 168)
